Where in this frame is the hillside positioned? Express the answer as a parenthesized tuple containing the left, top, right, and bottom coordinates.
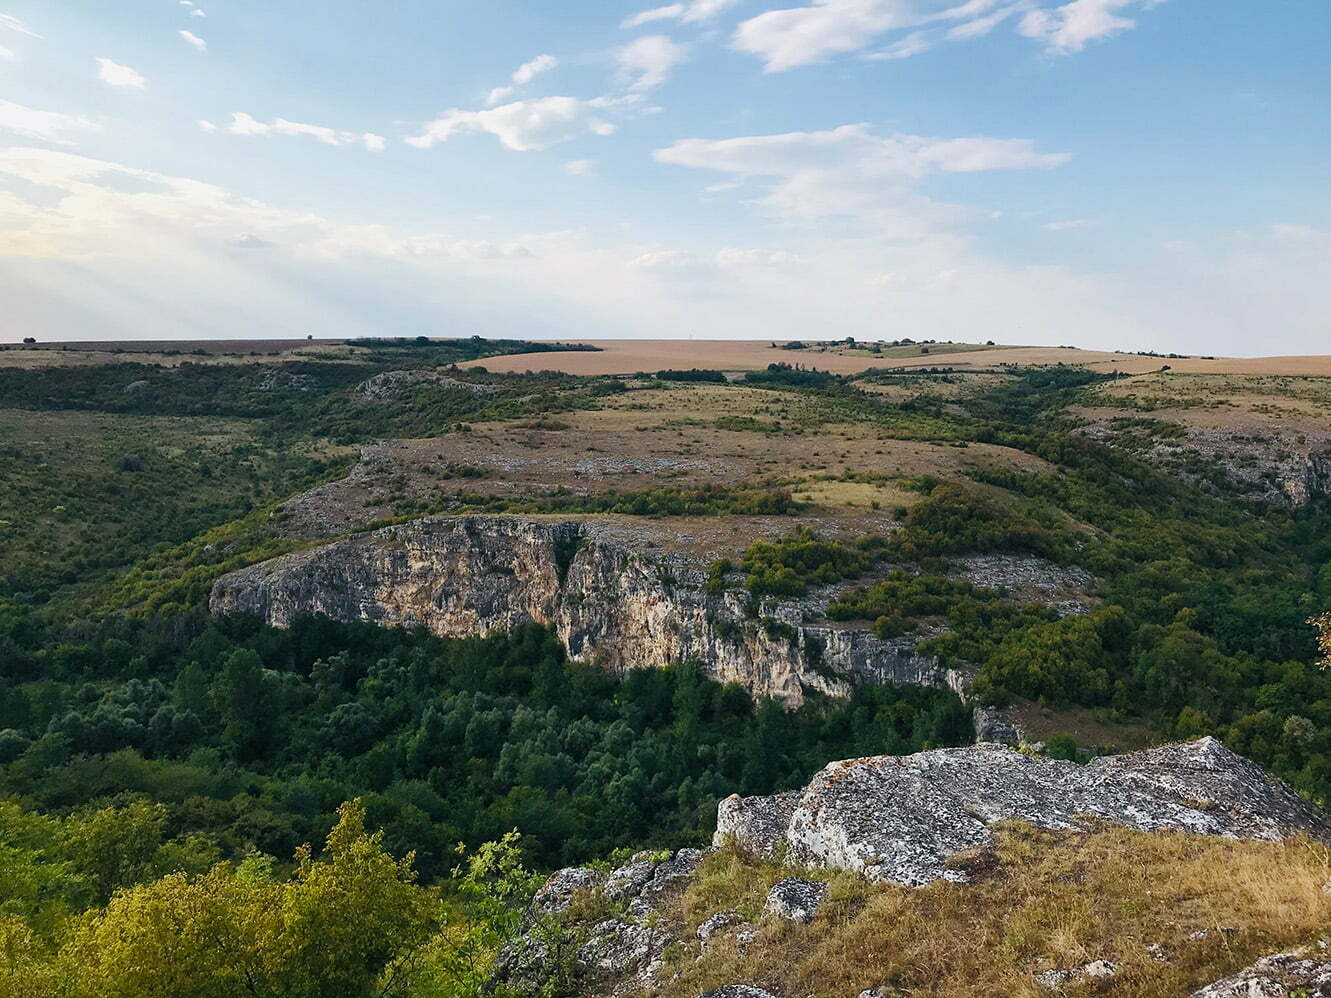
(3, 336, 1331, 996)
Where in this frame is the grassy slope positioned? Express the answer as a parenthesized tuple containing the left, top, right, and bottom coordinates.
(644, 825, 1331, 998)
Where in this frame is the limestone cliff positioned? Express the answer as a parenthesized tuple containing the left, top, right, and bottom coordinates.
(209, 515, 963, 707)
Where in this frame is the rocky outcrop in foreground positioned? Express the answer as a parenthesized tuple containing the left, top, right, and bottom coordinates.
(508, 739, 1331, 998)
(715, 737, 1330, 886)
(1192, 943, 1331, 997)
(210, 515, 964, 706)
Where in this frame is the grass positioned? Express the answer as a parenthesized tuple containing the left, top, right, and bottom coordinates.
(0, 409, 344, 607)
(639, 824, 1331, 998)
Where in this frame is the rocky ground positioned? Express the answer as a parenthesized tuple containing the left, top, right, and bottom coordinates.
(499, 738, 1331, 998)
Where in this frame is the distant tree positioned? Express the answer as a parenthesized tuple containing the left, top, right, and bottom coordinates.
(1311, 612, 1331, 669)
(22, 337, 35, 344)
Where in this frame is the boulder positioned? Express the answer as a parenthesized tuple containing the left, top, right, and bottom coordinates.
(714, 738, 1330, 886)
(1035, 960, 1117, 992)
(697, 987, 779, 998)
(697, 911, 742, 942)
(604, 851, 663, 903)
(764, 878, 828, 923)
(578, 918, 670, 983)
(531, 866, 606, 918)
(1192, 944, 1331, 996)
(629, 848, 705, 917)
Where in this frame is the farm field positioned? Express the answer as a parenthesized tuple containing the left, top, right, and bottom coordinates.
(463, 339, 1331, 377)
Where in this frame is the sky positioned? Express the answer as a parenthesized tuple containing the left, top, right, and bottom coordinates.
(0, 1, 1328, 353)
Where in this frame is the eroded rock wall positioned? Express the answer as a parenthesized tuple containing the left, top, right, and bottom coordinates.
(209, 515, 963, 707)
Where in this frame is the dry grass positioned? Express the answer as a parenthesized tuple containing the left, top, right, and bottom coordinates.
(275, 381, 1049, 543)
(647, 825, 1331, 998)
(463, 342, 1331, 378)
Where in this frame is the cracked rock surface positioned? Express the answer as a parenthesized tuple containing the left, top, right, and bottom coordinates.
(715, 737, 1330, 886)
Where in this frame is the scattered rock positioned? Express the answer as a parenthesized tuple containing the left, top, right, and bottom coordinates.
(123, 379, 149, 393)
(764, 878, 828, 923)
(715, 738, 1330, 886)
(1192, 944, 1331, 996)
(697, 911, 742, 942)
(1035, 960, 1117, 992)
(696, 987, 779, 998)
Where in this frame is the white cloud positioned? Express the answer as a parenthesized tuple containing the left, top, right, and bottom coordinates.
(0, 100, 99, 144)
(715, 247, 799, 267)
(656, 124, 1068, 223)
(732, 0, 930, 71)
(622, 0, 738, 28)
(947, 3, 1020, 39)
(629, 248, 706, 271)
(1043, 218, 1091, 230)
(732, 0, 1157, 69)
(486, 53, 559, 105)
(867, 30, 932, 59)
(179, 29, 206, 52)
(224, 112, 385, 151)
(197, 118, 218, 133)
(96, 57, 147, 89)
(406, 97, 615, 152)
(191, 8, 207, 17)
(616, 35, 688, 92)
(564, 159, 595, 175)
(1018, 0, 1150, 53)
(513, 53, 558, 84)
(0, 12, 40, 38)
(0, 45, 12, 61)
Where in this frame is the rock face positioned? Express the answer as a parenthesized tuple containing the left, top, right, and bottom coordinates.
(1193, 944, 1331, 997)
(714, 738, 1331, 886)
(355, 369, 497, 402)
(210, 515, 962, 706)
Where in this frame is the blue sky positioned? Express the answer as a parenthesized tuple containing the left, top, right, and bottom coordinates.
(1, 0, 1328, 353)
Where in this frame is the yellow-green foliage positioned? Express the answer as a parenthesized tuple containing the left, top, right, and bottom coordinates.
(655, 824, 1331, 998)
(0, 801, 539, 998)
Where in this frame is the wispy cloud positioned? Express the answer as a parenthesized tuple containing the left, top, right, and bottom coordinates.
(0, 12, 41, 38)
(407, 97, 615, 152)
(730, 0, 1160, 71)
(0, 100, 99, 144)
(179, 29, 206, 52)
(622, 0, 738, 29)
(616, 35, 689, 92)
(96, 58, 147, 89)
(656, 124, 1069, 227)
(1019, 0, 1153, 53)
(216, 112, 385, 151)
(486, 53, 559, 106)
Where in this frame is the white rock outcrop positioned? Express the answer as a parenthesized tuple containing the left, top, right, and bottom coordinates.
(714, 738, 1330, 886)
